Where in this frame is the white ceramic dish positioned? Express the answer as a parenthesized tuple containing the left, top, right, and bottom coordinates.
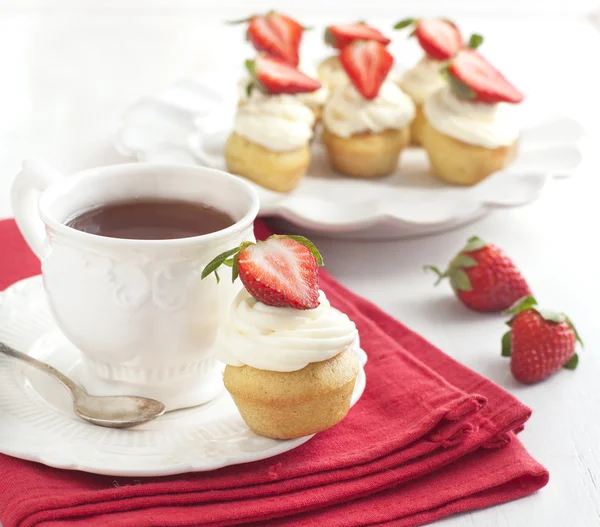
(0, 276, 367, 477)
(115, 73, 584, 240)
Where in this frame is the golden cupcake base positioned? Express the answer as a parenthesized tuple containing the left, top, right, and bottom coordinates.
(321, 127, 410, 178)
(223, 349, 359, 440)
(421, 121, 517, 186)
(410, 103, 426, 146)
(225, 132, 310, 192)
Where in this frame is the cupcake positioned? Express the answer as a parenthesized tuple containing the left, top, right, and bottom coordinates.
(317, 23, 391, 93)
(321, 41, 415, 178)
(202, 235, 359, 440)
(393, 18, 482, 145)
(225, 55, 321, 192)
(421, 50, 523, 186)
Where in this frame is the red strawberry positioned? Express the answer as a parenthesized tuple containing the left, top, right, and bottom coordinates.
(340, 40, 394, 100)
(325, 23, 390, 49)
(448, 50, 524, 104)
(502, 296, 582, 384)
(246, 55, 321, 95)
(415, 19, 463, 60)
(394, 18, 464, 60)
(425, 236, 531, 312)
(230, 11, 304, 66)
(201, 235, 323, 310)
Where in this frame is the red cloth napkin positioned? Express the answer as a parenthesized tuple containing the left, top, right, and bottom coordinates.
(0, 219, 548, 527)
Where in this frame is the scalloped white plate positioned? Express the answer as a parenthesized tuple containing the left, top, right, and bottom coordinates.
(0, 277, 367, 477)
(115, 73, 584, 240)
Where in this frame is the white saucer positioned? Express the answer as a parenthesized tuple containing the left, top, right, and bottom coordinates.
(115, 71, 585, 240)
(0, 277, 367, 477)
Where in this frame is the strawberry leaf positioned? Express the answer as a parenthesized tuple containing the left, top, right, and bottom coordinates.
(225, 16, 253, 25)
(423, 265, 447, 286)
(565, 316, 584, 347)
(214, 269, 220, 284)
(533, 307, 566, 324)
(563, 353, 579, 370)
(501, 330, 512, 357)
(450, 269, 471, 292)
(393, 18, 416, 30)
(232, 252, 241, 282)
(448, 74, 476, 100)
(467, 33, 484, 50)
(452, 254, 478, 268)
(202, 246, 247, 281)
(503, 295, 538, 319)
(222, 259, 234, 267)
(462, 236, 487, 253)
(271, 235, 324, 266)
(245, 59, 256, 78)
(246, 81, 255, 98)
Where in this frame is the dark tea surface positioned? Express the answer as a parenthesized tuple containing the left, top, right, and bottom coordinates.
(66, 199, 234, 240)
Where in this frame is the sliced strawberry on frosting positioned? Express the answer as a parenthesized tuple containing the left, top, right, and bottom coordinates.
(230, 11, 305, 66)
(246, 55, 321, 95)
(202, 235, 323, 310)
(415, 19, 463, 60)
(448, 50, 524, 104)
(325, 23, 390, 49)
(394, 17, 469, 60)
(339, 40, 394, 100)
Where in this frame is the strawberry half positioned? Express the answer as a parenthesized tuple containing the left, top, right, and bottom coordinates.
(340, 40, 394, 100)
(394, 18, 464, 60)
(230, 11, 305, 66)
(415, 19, 463, 60)
(246, 55, 321, 95)
(426, 236, 531, 312)
(502, 296, 582, 384)
(448, 50, 524, 104)
(201, 235, 323, 310)
(325, 23, 390, 49)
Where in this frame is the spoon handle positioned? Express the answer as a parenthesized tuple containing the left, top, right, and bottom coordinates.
(0, 341, 85, 398)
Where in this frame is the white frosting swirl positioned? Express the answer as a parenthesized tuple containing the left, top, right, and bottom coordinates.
(214, 289, 358, 372)
(424, 86, 520, 148)
(323, 81, 416, 138)
(399, 57, 447, 104)
(296, 62, 330, 109)
(318, 56, 348, 92)
(234, 89, 315, 151)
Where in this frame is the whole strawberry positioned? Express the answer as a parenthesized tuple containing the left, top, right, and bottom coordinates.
(425, 236, 531, 312)
(502, 296, 582, 384)
(202, 235, 323, 310)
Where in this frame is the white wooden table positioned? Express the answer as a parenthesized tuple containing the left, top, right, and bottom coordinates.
(0, 2, 599, 526)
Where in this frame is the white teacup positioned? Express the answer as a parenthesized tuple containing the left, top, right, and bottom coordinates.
(11, 160, 259, 410)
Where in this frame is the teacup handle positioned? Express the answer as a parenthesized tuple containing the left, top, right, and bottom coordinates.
(11, 160, 64, 259)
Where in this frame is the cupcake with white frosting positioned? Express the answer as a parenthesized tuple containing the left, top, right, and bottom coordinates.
(421, 50, 523, 185)
(317, 22, 391, 93)
(225, 55, 321, 192)
(202, 235, 359, 440)
(393, 18, 481, 145)
(322, 41, 415, 178)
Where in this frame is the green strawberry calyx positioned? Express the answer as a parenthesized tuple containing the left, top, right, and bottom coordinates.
(467, 33, 484, 50)
(201, 235, 323, 284)
(424, 235, 488, 293)
(500, 295, 583, 369)
(393, 18, 417, 30)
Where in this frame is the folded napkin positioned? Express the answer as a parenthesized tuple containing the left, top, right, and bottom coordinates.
(0, 219, 548, 527)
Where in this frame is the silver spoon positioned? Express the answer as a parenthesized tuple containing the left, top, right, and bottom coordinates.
(0, 341, 166, 428)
